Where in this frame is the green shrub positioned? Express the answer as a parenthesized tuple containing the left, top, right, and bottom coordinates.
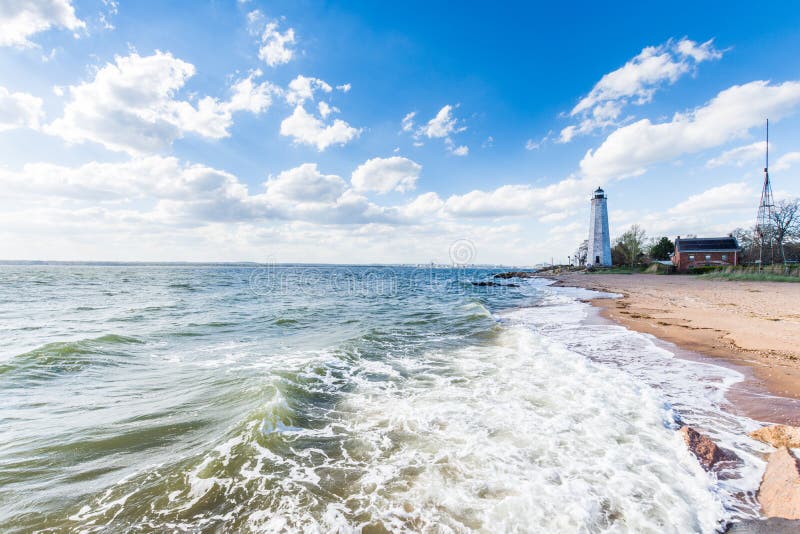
(687, 265, 724, 275)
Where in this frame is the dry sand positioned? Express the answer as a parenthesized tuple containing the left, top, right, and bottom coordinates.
(551, 273, 800, 425)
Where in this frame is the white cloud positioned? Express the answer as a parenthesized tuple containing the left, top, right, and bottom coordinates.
(451, 145, 468, 156)
(619, 181, 758, 240)
(706, 141, 765, 168)
(402, 105, 468, 155)
(401, 111, 416, 132)
(0, 156, 248, 209)
(336, 83, 351, 93)
(676, 38, 723, 62)
(351, 156, 422, 194)
(265, 163, 346, 204)
(0, 86, 44, 131)
(563, 38, 723, 141)
(580, 80, 800, 179)
(668, 181, 755, 215)
(0, 157, 395, 227)
(256, 18, 296, 67)
(774, 152, 800, 172)
(98, 0, 118, 31)
(525, 131, 554, 151)
(421, 104, 464, 138)
(443, 175, 590, 218)
(285, 75, 332, 105)
(279, 105, 360, 151)
(0, 0, 85, 48)
(399, 192, 444, 219)
(318, 101, 337, 118)
(46, 52, 277, 155)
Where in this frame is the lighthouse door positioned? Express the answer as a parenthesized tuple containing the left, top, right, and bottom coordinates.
(595, 256, 600, 264)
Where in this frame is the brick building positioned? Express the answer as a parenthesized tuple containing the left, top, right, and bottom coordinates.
(671, 236, 740, 272)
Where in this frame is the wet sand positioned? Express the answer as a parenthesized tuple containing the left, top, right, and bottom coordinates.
(550, 273, 800, 425)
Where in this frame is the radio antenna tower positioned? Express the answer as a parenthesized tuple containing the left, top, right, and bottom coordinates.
(756, 119, 775, 267)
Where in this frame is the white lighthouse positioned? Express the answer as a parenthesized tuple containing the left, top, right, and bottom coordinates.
(587, 187, 612, 267)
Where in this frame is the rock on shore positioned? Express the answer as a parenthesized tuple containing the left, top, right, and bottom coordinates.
(750, 425, 800, 448)
(679, 426, 740, 471)
(758, 447, 800, 519)
(725, 517, 800, 533)
(493, 271, 538, 279)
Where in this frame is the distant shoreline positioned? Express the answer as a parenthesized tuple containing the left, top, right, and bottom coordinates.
(545, 272, 800, 426)
(0, 261, 530, 269)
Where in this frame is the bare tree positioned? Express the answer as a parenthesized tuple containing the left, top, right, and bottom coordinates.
(772, 199, 800, 263)
(730, 227, 759, 264)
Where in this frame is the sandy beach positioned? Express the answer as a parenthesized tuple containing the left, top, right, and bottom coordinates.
(551, 273, 800, 425)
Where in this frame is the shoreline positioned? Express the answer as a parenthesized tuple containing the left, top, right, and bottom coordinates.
(546, 272, 800, 426)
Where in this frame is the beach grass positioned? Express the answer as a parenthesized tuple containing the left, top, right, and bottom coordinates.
(698, 271, 800, 283)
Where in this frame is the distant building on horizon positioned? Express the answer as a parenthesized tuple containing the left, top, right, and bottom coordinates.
(587, 187, 612, 267)
(671, 236, 740, 272)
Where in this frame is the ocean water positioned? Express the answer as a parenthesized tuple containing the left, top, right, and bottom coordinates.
(0, 264, 772, 532)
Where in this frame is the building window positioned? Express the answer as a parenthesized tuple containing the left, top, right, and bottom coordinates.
(688, 255, 695, 261)
(705, 254, 711, 261)
(722, 254, 728, 261)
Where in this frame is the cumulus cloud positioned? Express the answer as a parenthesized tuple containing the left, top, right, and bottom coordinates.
(580, 80, 800, 179)
(420, 104, 464, 138)
(351, 156, 422, 194)
(46, 52, 277, 154)
(668, 181, 755, 216)
(285, 75, 332, 105)
(442, 175, 591, 218)
(0, 86, 44, 131)
(257, 18, 296, 67)
(0, 157, 395, 227)
(0, 156, 249, 217)
(562, 37, 723, 142)
(399, 192, 444, 219)
(401, 105, 469, 155)
(706, 141, 766, 168)
(774, 152, 800, 172)
(445, 139, 469, 156)
(0, 0, 85, 48)
(265, 163, 346, 204)
(279, 104, 360, 151)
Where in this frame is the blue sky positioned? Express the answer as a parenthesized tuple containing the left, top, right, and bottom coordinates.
(1, 0, 800, 264)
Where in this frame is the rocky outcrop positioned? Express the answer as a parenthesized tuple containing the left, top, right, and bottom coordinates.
(750, 425, 800, 449)
(493, 271, 538, 279)
(471, 281, 519, 287)
(679, 426, 740, 471)
(725, 517, 800, 533)
(758, 447, 800, 519)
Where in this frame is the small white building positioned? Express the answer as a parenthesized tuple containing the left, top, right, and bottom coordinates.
(587, 187, 612, 267)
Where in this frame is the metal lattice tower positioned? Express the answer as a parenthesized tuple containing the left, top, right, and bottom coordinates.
(756, 119, 775, 266)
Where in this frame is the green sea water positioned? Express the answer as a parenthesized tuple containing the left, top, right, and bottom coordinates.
(0, 264, 767, 532)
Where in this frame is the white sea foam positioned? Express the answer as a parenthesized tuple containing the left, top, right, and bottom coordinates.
(67, 281, 767, 532)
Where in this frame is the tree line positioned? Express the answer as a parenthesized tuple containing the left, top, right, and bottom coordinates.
(572, 198, 800, 267)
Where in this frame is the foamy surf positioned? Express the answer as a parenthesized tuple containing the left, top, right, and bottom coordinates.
(67, 297, 751, 531)
(0, 266, 771, 532)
